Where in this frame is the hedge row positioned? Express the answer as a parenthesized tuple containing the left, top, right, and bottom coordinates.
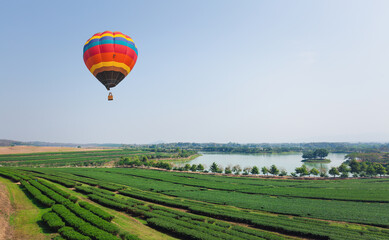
(147, 217, 232, 240)
(118, 189, 194, 209)
(141, 209, 266, 240)
(98, 183, 125, 191)
(37, 179, 71, 198)
(29, 180, 72, 205)
(58, 226, 91, 240)
(109, 187, 389, 240)
(37, 174, 78, 187)
(189, 205, 389, 240)
(52, 204, 119, 240)
(75, 185, 115, 196)
(20, 180, 54, 207)
(87, 194, 128, 211)
(65, 202, 119, 234)
(78, 201, 115, 222)
(119, 232, 141, 240)
(0, 171, 21, 182)
(88, 191, 283, 240)
(42, 211, 65, 231)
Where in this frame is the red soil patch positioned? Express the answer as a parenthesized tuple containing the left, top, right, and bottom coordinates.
(0, 182, 14, 240)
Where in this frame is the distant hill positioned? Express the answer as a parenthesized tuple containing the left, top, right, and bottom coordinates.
(0, 139, 122, 148)
(0, 139, 24, 146)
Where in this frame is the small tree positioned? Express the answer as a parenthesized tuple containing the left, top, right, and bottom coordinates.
(261, 166, 269, 176)
(224, 166, 232, 174)
(279, 170, 287, 176)
(269, 165, 279, 176)
(232, 165, 242, 175)
(190, 164, 197, 172)
(251, 166, 259, 175)
(329, 167, 339, 178)
(295, 165, 309, 177)
(197, 164, 205, 172)
(375, 164, 386, 177)
(360, 162, 368, 172)
(243, 167, 251, 175)
(338, 164, 350, 178)
(210, 162, 219, 173)
(184, 164, 191, 171)
(315, 149, 329, 159)
(366, 164, 376, 177)
(302, 151, 315, 160)
(349, 159, 361, 174)
(310, 168, 319, 177)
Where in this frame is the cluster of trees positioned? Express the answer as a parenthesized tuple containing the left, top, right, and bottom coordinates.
(327, 160, 388, 178)
(345, 152, 389, 164)
(290, 161, 389, 178)
(117, 156, 172, 170)
(173, 161, 389, 178)
(205, 162, 288, 176)
(173, 163, 205, 172)
(292, 165, 323, 177)
(302, 149, 329, 160)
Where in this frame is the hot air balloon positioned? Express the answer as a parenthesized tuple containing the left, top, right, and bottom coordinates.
(83, 31, 138, 101)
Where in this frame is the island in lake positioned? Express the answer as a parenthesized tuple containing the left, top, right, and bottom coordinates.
(301, 149, 331, 163)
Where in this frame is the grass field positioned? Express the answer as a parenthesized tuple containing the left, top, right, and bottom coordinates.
(0, 149, 388, 240)
(0, 177, 52, 240)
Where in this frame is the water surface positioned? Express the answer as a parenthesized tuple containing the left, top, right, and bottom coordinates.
(183, 152, 346, 174)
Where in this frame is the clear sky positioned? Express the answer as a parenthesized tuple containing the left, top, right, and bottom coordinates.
(1, 0, 389, 144)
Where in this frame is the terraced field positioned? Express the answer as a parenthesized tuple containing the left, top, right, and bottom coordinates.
(0, 150, 388, 240)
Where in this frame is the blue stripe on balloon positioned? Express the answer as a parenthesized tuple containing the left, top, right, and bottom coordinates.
(84, 37, 136, 53)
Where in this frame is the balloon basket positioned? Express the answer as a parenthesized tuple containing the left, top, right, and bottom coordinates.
(108, 92, 113, 101)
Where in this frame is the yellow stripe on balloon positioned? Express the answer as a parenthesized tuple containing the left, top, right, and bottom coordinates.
(90, 61, 131, 75)
(85, 33, 134, 45)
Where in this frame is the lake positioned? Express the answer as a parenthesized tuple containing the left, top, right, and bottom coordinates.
(183, 152, 347, 174)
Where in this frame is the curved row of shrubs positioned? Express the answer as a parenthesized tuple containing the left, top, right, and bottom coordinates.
(42, 211, 65, 231)
(52, 204, 119, 240)
(65, 202, 119, 234)
(78, 201, 115, 222)
(29, 180, 75, 204)
(78, 201, 114, 222)
(75, 185, 115, 196)
(20, 180, 55, 207)
(37, 179, 71, 198)
(58, 226, 91, 240)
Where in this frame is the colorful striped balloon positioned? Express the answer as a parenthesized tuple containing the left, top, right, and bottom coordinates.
(83, 31, 138, 90)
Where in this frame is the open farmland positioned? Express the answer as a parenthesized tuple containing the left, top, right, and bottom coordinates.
(0, 150, 388, 240)
(0, 148, 190, 167)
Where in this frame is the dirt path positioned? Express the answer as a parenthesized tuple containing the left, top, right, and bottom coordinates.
(0, 182, 14, 240)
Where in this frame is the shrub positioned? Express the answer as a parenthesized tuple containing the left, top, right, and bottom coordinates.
(42, 211, 65, 230)
(79, 201, 115, 222)
(58, 226, 90, 240)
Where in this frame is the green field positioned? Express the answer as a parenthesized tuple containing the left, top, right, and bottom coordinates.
(0, 150, 389, 240)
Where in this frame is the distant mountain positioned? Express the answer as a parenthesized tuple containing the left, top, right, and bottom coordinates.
(0, 139, 122, 148)
(0, 139, 24, 146)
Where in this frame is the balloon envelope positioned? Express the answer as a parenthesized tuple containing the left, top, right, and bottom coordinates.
(83, 31, 138, 90)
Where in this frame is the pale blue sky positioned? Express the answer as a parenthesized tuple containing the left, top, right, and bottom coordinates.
(1, 0, 389, 144)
